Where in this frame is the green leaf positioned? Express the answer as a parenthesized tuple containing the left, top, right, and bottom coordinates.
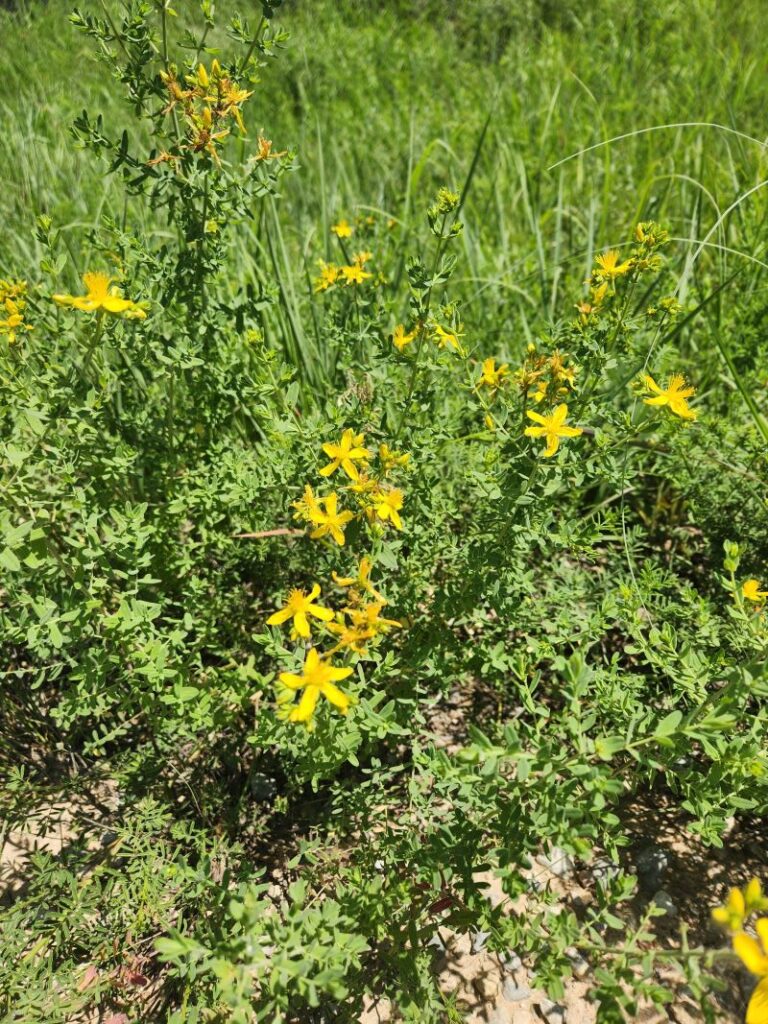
(654, 710, 682, 738)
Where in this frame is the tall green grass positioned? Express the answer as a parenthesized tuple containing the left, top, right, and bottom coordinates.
(2, 0, 767, 390)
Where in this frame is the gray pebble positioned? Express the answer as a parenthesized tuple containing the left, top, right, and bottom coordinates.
(634, 844, 669, 892)
(538, 998, 567, 1023)
(500, 950, 523, 972)
(592, 856, 619, 885)
(249, 772, 278, 801)
(652, 888, 678, 917)
(536, 846, 575, 879)
(471, 930, 490, 954)
(565, 946, 589, 978)
(502, 979, 531, 1001)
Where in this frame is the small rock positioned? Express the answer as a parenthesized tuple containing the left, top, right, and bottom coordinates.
(500, 950, 523, 972)
(591, 856, 619, 886)
(249, 772, 277, 801)
(426, 932, 447, 952)
(565, 946, 589, 979)
(538, 999, 567, 1023)
(536, 846, 575, 879)
(471, 929, 490, 954)
(634, 844, 669, 893)
(652, 888, 678, 917)
(503, 979, 532, 1002)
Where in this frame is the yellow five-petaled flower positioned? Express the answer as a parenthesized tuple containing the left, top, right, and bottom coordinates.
(340, 264, 372, 285)
(712, 879, 768, 1024)
(53, 272, 147, 319)
(525, 403, 583, 457)
(279, 647, 353, 725)
(371, 487, 404, 530)
(432, 323, 464, 353)
(743, 579, 768, 604)
(332, 556, 384, 601)
(734, 920, 768, 1024)
(266, 585, 334, 639)
(320, 429, 372, 481)
(308, 492, 355, 546)
(331, 219, 353, 239)
(595, 249, 634, 279)
(642, 373, 697, 420)
(477, 357, 509, 393)
(392, 323, 417, 352)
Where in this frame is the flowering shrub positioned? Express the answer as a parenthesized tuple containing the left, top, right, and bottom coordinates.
(1, 2, 768, 1023)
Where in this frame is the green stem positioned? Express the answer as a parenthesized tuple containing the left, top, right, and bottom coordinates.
(394, 214, 450, 439)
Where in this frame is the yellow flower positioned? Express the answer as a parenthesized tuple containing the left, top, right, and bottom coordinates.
(332, 556, 384, 602)
(279, 647, 353, 724)
(352, 251, 373, 266)
(308, 493, 355, 546)
(378, 443, 410, 472)
(642, 373, 697, 420)
(525, 403, 583, 457)
(733, 920, 768, 1024)
(216, 77, 252, 135)
(329, 602, 400, 653)
(432, 323, 464, 353)
(743, 580, 768, 603)
(714, 880, 768, 931)
(53, 272, 147, 319)
(549, 351, 576, 387)
(320, 429, 372, 481)
(371, 487, 404, 530)
(292, 484, 321, 523)
(266, 585, 334, 639)
(347, 472, 379, 496)
(477, 357, 509, 393)
(331, 219, 353, 239)
(392, 324, 417, 352)
(253, 136, 287, 162)
(314, 261, 339, 292)
(0, 297, 32, 344)
(713, 886, 748, 932)
(340, 264, 372, 285)
(595, 250, 634, 278)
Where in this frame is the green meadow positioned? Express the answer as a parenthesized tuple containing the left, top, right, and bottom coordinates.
(2, 1, 768, 1021)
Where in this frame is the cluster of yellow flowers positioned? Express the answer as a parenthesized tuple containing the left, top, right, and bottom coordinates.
(0, 279, 33, 345)
(390, 319, 464, 355)
(712, 878, 768, 1023)
(314, 251, 374, 292)
(291, 430, 409, 545)
(53, 271, 147, 320)
(267, 431, 410, 727)
(577, 221, 670, 322)
(159, 59, 253, 165)
(475, 344, 583, 457)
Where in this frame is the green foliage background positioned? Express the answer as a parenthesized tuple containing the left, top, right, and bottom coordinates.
(1, 1, 767, 1022)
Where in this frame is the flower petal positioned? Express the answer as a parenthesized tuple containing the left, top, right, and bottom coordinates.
(293, 611, 310, 638)
(734, 933, 768, 976)
(747, 977, 768, 1024)
(267, 607, 292, 626)
(279, 672, 304, 690)
(289, 685, 320, 722)
(308, 605, 334, 621)
(320, 681, 351, 712)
